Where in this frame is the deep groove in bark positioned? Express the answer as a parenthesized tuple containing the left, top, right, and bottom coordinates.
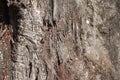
(0, 0, 10, 24)
(29, 62, 32, 78)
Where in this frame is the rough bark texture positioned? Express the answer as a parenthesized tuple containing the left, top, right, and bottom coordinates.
(0, 0, 120, 80)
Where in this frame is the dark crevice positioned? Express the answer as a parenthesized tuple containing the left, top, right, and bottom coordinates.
(20, 3, 26, 9)
(35, 68, 39, 80)
(9, 4, 23, 42)
(29, 62, 32, 78)
(43, 18, 52, 31)
(53, 20, 56, 27)
(0, 0, 10, 24)
(56, 51, 61, 66)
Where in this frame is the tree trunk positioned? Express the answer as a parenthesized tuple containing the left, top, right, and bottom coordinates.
(0, 0, 120, 80)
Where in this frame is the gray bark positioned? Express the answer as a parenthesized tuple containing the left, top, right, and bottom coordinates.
(0, 0, 120, 80)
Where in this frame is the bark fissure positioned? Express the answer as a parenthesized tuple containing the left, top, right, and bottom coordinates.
(29, 62, 32, 78)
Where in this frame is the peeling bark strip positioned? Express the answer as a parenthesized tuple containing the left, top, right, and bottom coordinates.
(0, 0, 120, 80)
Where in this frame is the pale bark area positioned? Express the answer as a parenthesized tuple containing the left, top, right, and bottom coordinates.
(0, 0, 120, 80)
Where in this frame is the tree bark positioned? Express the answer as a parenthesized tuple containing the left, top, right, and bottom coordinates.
(0, 0, 120, 80)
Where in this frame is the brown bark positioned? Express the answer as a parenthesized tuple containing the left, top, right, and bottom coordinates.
(0, 0, 120, 80)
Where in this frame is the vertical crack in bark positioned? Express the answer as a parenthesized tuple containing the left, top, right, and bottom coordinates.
(35, 68, 39, 80)
(51, 0, 54, 21)
(49, 0, 56, 27)
(56, 51, 61, 66)
(29, 62, 32, 78)
(9, 4, 23, 42)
